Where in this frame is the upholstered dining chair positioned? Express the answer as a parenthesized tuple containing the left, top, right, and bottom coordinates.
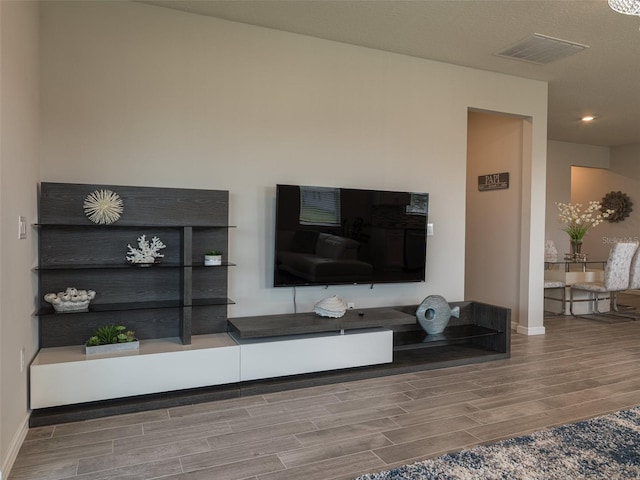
(613, 247, 640, 313)
(569, 241, 639, 318)
(629, 247, 640, 290)
(544, 280, 566, 315)
(612, 246, 640, 312)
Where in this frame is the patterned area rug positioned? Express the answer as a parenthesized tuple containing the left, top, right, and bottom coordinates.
(355, 406, 640, 479)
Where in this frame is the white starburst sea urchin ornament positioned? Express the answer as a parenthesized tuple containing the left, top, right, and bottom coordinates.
(83, 189, 124, 224)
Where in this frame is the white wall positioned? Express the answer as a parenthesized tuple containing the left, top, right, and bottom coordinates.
(39, 2, 548, 321)
(610, 143, 640, 180)
(567, 143, 640, 261)
(546, 140, 610, 255)
(571, 166, 640, 261)
(0, 1, 551, 469)
(0, 1, 40, 476)
(466, 111, 524, 324)
(546, 142, 640, 263)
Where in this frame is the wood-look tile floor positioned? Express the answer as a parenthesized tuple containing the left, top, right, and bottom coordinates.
(11, 295, 640, 480)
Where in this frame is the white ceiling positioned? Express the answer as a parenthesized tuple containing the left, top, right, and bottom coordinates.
(142, 0, 640, 147)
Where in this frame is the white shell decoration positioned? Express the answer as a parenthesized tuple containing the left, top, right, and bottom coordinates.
(126, 234, 166, 265)
(83, 189, 124, 224)
(314, 295, 347, 318)
(44, 287, 96, 313)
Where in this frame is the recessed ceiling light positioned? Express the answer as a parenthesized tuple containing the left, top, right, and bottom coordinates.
(581, 116, 595, 122)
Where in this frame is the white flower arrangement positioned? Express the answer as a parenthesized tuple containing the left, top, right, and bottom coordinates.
(556, 201, 613, 242)
(126, 235, 166, 264)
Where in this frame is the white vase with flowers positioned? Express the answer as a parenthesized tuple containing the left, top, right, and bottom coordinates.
(556, 200, 613, 259)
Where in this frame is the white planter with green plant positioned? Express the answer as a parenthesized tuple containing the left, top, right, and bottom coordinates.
(204, 250, 223, 266)
(85, 324, 139, 355)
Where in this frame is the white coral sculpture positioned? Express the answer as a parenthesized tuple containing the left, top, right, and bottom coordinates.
(83, 189, 124, 224)
(126, 235, 166, 264)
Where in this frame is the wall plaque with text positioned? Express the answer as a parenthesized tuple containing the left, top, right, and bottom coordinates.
(478, 172, 509, 191)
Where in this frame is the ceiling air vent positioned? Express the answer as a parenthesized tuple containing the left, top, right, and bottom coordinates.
(495, 33, 589, 65)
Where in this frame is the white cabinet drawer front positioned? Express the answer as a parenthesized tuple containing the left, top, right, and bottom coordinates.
(239, 329, 392, 381)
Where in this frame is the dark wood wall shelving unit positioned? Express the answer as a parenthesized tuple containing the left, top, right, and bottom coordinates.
(36, 182, 234, 347)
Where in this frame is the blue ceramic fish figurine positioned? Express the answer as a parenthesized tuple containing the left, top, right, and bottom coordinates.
(416, 295, 460, 335)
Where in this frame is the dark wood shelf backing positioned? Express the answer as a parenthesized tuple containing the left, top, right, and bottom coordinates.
(39, 268, 181, 307)
(39, 183, 229, 226)
(40, 312, 182, 348)
(38, 226, 183, 267)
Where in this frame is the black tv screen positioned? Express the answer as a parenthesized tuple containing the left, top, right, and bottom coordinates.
(274, 184, 429, 287)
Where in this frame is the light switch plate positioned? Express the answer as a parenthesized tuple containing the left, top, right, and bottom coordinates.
(18, 216, 27, 239)
(427, 223, 434, 236)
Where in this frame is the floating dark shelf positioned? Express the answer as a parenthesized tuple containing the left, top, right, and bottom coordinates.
(228, 307, 413, 339)
(35, 224, 237, 228)
(36, 300, 180, 316)
(36, 297, 236, 317)
(393, 324, 501, 350)
(191, 297, 236, 307)
(193, 262, 236, 268)
(35, 262, 183, 270)
(35, 262, 236, 270)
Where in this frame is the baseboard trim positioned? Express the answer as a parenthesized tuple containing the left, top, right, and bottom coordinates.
(516, 324, 546, 336)
(1, 413, 29, 479)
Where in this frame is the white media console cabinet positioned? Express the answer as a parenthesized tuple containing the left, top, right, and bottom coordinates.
(30, 303, 509, 425)
(30, 326, 392, 409)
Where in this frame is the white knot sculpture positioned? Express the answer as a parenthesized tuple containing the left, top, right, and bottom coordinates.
(44, 287, 96, 313)
(314, 295, 347, 318)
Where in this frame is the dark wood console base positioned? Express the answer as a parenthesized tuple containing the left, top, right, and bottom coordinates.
(228, 307, 412, 338)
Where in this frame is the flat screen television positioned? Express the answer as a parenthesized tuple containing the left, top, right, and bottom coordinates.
(274, 184, 429, 287)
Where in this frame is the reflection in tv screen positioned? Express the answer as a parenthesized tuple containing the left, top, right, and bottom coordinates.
(274, 184, 428, 287)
